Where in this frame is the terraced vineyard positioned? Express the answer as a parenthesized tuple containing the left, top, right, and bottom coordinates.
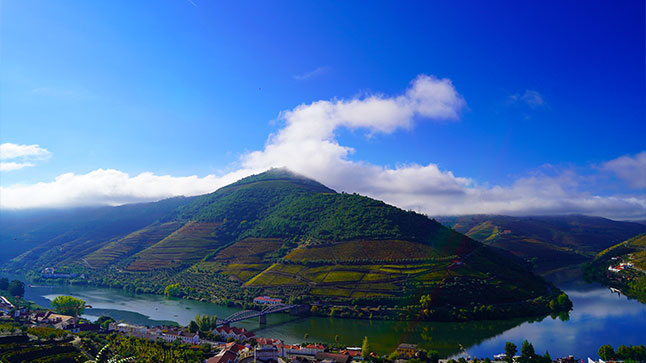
(126, 221, 223, 271)
(284, 240, 443, 262)
(623, 234, 646, 270)
(243, 237, 549, 307)
(213, 237, 284, 264)
(246, 261, 453, 299)
(223, 263, 271, 282)
(84, 221, 184, 269)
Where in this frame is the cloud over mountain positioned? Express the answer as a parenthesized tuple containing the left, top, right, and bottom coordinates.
(1, 76, 644, 219)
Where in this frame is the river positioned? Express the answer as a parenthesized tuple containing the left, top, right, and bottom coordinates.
(3, 271, 645, 358)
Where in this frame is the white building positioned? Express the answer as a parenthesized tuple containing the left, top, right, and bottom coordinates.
(160, 330, 200, 345)
(255, 345, 279, 362)
(108, 322, 148, 335)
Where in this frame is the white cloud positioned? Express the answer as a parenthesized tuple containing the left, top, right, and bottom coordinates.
(0, 143, 51, 172)
(0, 75, 644, 220)
(0, 162, 35, 171)
(239, 76, 644, 219)
(0, 169, 252, 209)
(602, 151, 646, 189)
(0, 143, 51, 160)
(293, 66, 330, 81)
(508, 89, 545, 108)
(521, 90, 544, 108)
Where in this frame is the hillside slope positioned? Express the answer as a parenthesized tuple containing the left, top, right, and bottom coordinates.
(2, 197, 194, 268)
(437, 215, 646, 272)
(582, 233, 646, 304)
(4, 169, 568, 320)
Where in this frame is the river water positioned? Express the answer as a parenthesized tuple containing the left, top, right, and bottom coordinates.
(4, 272, 645, 358)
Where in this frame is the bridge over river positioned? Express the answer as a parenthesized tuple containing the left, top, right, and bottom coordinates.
(217, 304, 308, 327)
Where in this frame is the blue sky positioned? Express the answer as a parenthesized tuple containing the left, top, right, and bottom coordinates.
(1, 1, 644, 218)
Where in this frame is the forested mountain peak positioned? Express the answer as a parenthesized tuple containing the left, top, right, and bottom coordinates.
(224, 168, 335, 193)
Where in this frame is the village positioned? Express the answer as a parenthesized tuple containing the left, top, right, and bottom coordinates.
(2, 292, 365, 363)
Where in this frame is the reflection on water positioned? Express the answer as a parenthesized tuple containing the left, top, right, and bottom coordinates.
(4, 271, 646, 357)
(252, 315, 530, 356)
(463, 281, 646, 358)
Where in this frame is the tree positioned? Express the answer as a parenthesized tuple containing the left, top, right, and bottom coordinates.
(542, 351, 551, 363)
(505, 342, 517, 363)
(51, 295, 87, 316)
(632, 345, 646, 362)
(616, 345, 630, 360)
(188, 320, 199, 333)
(420, 294, 432, 309)
(427, 350, 440, 363)
(335, 335, 340, 345)
(0, 277, 8, 290)
(94, 316, 115, 329)
(362, 336, 371, 360)
(304, 333, 309, 341)
(598, 345, 615, 361)
(164, 283, 182, 297)
(194, 314, 218, 331)
(520, 340, 535, 363)
(8, 280, 24, 297)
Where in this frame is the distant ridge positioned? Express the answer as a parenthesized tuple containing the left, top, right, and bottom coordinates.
(437, 214, 646, 272)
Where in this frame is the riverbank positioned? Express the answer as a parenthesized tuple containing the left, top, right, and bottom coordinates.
(18, 267, 572, 325)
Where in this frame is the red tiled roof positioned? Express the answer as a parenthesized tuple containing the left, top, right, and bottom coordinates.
(256, 338, 276, 346)
(217, 326, 249, 335)
(206, 350, 238, 363)
(224, 342, 246, 352)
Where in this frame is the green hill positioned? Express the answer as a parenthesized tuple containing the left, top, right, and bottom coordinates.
(3, 169, 569, 321)
(437, 215, 646, 272)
